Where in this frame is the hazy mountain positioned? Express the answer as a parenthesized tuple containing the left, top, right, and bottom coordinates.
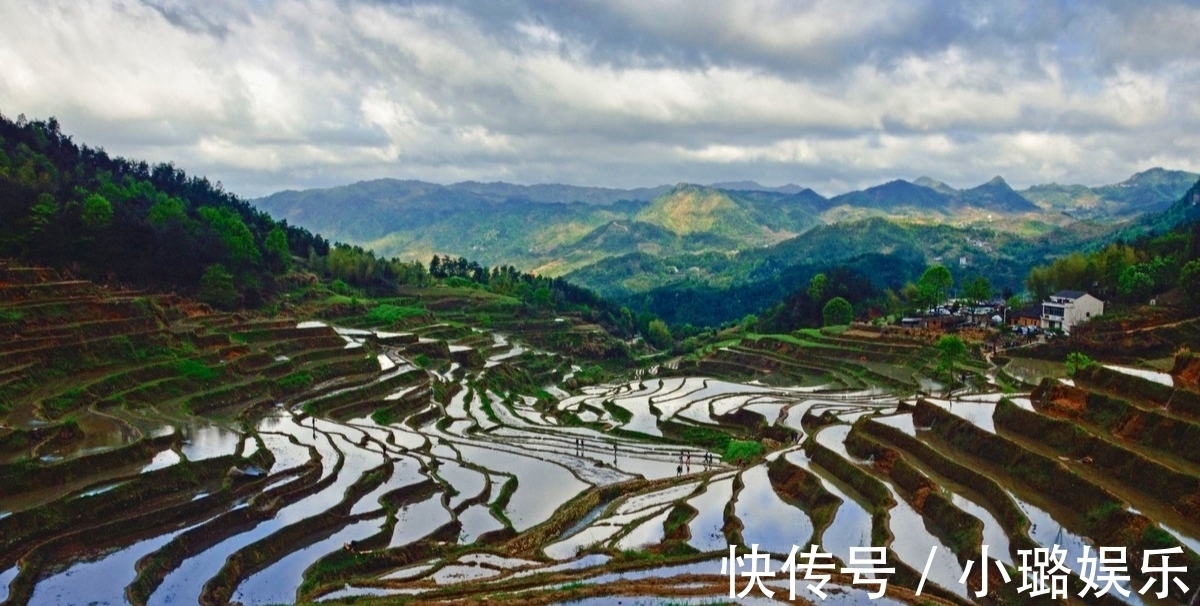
(826, 179, 952, 213)
(444, 181, 669, 205)
(253, 168, 1194, 291)
(957, 176, 1041, 213)
(1019, 168, 1198, 218)
(911, 176, 958, 195)
(633, 183, 821, 245)
(708, 180, 810, 194)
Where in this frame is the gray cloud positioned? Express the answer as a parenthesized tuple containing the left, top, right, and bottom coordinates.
(1, 0, 1197, 198)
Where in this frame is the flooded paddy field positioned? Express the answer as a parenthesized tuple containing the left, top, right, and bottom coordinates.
(1, 268, 1199, 605)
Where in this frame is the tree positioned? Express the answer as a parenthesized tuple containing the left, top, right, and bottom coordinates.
(807, 273, 828, 302)
(1065, 352, 1096, 377)
(198, 264, 239, 310)
(1117, 265, 1153, 301)
(1181, 260, 1200, 303)
(81, 193, 112, 228)
(264, 226, 291, 271)
(198, 207, 259, 265)
(935, 334, 966, 378)
(962, 276, 992, 305)
(822, 297, 853, 326)
(917, 265, 953, 310)
(1025, 265, 1054, 303)
(647, 319, 672, 349)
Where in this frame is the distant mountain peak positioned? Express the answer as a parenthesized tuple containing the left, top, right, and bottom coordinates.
(912, 176, 958, 195)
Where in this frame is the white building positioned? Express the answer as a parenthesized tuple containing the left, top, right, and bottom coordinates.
(1041, 290, 1104, 334)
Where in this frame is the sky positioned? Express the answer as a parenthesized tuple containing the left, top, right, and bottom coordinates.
(2, 0, 1199, 199)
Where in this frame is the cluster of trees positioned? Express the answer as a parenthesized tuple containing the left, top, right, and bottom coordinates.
(754, 261, 1003, 332)
(0, 114, 328, 308)
(0, 114, 667, 346)
(1024, 216, 1200, 305)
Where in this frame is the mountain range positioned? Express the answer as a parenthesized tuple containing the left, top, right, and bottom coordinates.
(248, 168, 1195, 314)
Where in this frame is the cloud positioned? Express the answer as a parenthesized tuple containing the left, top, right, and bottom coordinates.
(0, 0, 1198, 198)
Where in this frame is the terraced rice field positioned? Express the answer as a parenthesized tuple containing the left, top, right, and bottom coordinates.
(1, 264, 1199, 605)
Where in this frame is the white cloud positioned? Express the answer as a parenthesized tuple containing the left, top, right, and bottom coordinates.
(0, 0, 1197, 197)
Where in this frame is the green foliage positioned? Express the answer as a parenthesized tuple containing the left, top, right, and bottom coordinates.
(1117, 265, 1154, 300)
(647, 318, 672, 349)
(370, 406, 397, 426)
(1064, 352, 1096, 376)
(198, 206, 259, 265)
(81, 193, 112, 228)
(147, 195, 186, 225)
(677, 426, 731, 452)
(264, 226, 291, 270)
(43, 387, 85, 416)
(723, 439, 765, 465)
(821, 296, 853, 326)
(602, 400, 633, 424)
(917, 265, 953, 308)
(935, 334, 966, 377)
(366, 303, 425, 324)
(277, 372, 313, 391)
(962, 275, 992, 304)
(198, 264, 239, 310)
(175, 359, 217, 382)
(1180, 259, 1200, 303)
(412, 353, 430, 368)
(807, 273, 827, 301)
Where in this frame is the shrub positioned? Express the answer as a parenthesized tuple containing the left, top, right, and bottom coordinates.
(1064, 352, 1096, 377)
(723, 440, 765, 465)
(175, 359, 217, 382)
(366, 303, 425, 324)
(277, 371, 313, 390)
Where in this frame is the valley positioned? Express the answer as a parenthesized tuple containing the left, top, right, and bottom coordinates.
(3, 262, 1199, 605)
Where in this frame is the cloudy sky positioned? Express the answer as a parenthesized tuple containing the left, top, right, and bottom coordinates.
(2, 0, 1199, 198)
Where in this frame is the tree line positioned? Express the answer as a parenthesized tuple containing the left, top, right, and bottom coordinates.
(0, 113, 328, 307)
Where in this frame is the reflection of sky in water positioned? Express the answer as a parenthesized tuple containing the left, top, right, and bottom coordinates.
(458, 504, 504, 544)
(234, 518, 381, 605)
(736, 465, 813, 555)
(455, 444, 587, 531)
(30, 522, 196, 605)
(1013, 494, 1145, 605)
(687, 477, 734, 552)
(149, 433, 380, 606)
(391, 494, 450, 547)
(786, 450, 872, 560)
(179, 424, 240, 461)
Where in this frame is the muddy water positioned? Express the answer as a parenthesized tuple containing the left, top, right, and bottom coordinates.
(140, 448, 181, 473)
(735, 465, 814, 555)
(259, 433, 311, 473)
(924, 398, 997, 433)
